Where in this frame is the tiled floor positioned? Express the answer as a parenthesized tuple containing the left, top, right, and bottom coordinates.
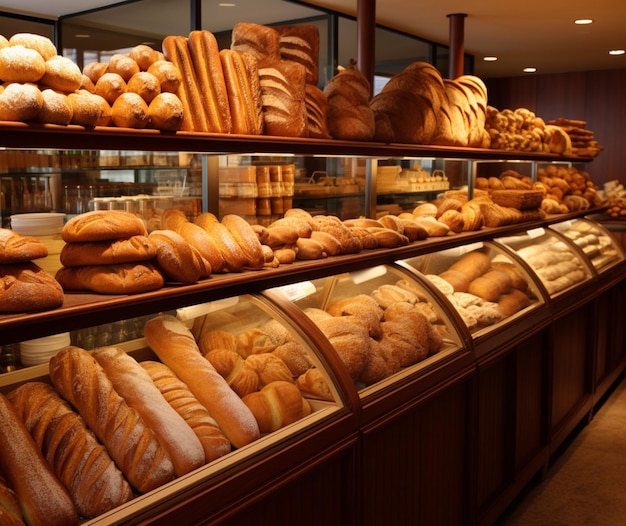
(497, 374, 626, 525)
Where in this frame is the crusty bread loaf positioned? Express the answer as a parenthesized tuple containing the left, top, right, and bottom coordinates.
(92, 346, 205, 477)
(448, 250, 491, 282)
(304, 83, 331, 139)
(468, 269, 513, 302)
(59, 235, 156, 267)
(147, 60, 181, 94)
(144, 315, 261, 449)
(242, 380, 311, 433)
(9, 33, 56, 61)
(67, 89, 103, 126)
(140, 360, 231, 462)
(126, 71, 161, 103)
(0, 262, 64, 314)
(176, 221, 226, 274)
(0, 228, 48, 263)
(221, 214, 265, 269)
(62, 210, 147, 243)
(7, 382, 133, 518)
(111, 91, 150, 129)
(0, 82, 43, 121)
(107, 53, 139, 82)
(129, 44, 164, 72)
(149, 229, 203, 283)
(49, 346, 175, 493)
(0, 392, 78, 526)
(203, 220, 249, 272)
(230, 22, 281, 68)
(276, 24, 320, 85)
(55, 262, 164, 294)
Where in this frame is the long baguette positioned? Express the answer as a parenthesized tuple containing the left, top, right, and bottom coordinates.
(143, 315, 260, 448)
(162, 35, 208, 132)
(0, 392, 78, 526)
(141, 360, 232, 462)
(188, 30, 232, 134)
(92, 346, 206, 476)
(7, 382, 133, 518)
(49, 346, 175, 493)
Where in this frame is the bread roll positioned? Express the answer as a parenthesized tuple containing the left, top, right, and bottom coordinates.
(62, 210, 147, 243)
(95, 72, 127, 105)
(468, 269, 513, 302)
(7, 382, 133, 518)
(0, 228, 48, 263)
(9, 33, 56, 61)
(40, 55, 82, 93)
(35, 88, 73, 125)
(0, 262, 64, 314)
(316, 317, 370, 381)
(498, 288, 531, 317)
(0, 82, 43, 121)
(108, 53, 139, 82)
(148, 92, 184, 131)
(83, 61, 108, 84)
(129, 44, 163, 71)
(242, 381, 311, 433)
(147, 60, 181, 93)
(111, 91, 149, 129)
(126, 71, 161, 103)
(49, 346, 175, 493)
(0, 45, 45, 83)
(92, 346, 205, 476)
(59, 235, 156, 267)
(0, 392, 78, 526)
(140, 361, 232, 462)
(449, 250, 491, 282)
(144, 315, 261, 448)
(67, 89, 103, 126)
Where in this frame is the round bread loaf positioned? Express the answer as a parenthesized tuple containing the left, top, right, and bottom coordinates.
(62, 210, 147, 242)
(55, 262, 164, 294)
(107, 53, 139, 82)
(148, 92, 184, 131)
(0, 228, 48, 263)
(93, 93, 112, 126)
(0, 45, 45, 83)
(83, 61, 108, 84)
(59, 235, 156, 267)
(0, 82, 43, 121)
(0, 262, 64, 313)
(35, 88, 73, 125)
(111, 92, 149, 128)
(40, 55, 82, 93)
(9, 33, 56, 61)
(79, 73, 95, 93)
(126, 71, 160, 103)
(129, 44, 163, 71)
(67, 89, 104, 126)
(147, 60, 182, 93)
(95, 72, 126, 105)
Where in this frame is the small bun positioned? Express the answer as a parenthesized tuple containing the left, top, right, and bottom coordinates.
(40, 55, 82, 92)
(79, 74, 96, 93)
(95, 72, 127, 105)
(108, 53, 139, 82)
(149, 92, 184, 131)
(93, 93, 112, 126)
(147, 60, 181, 93)
(0, 45, 45, 82)
(111, 91, 149, 129)
(0, 82, 43, 121)
(35, 88, 73, 125)
(129, 44, 163, 71)
(83, 61, 108, 84)
(126, 71, 161, 103)
(67, 89, 103, 126)
(9, 33, 56, 60)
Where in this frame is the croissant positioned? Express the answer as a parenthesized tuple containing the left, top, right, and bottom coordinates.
(242, 381, 311, 433)
(49, 346, 174, 493)
(204, 348, 260, 397)
(141, 360, 232, 462)
(7, 382, 133, 518)
(245, 353, 293, 386)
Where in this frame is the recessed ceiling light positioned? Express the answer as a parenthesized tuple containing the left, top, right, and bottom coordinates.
(609, 49, 625, 55)
(574, 19, 593, 25)
(75, 34, 90, 38)
(483, 56, 498, 62)
(218, 2, 236, 6)
(523, 67, 537, 73)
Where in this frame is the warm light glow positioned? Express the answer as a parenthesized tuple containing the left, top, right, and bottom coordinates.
(523, 67, 537, 73)
(574, 19, 593, 25)
(609, 49, 625, 55)
(218, 3, 236, 6)
(75, 34, 90, 38)
(483, 56, 498, 62)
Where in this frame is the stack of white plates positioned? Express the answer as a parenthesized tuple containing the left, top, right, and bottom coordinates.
(20, 332, 70, 366)
(10, 212, 65, 236)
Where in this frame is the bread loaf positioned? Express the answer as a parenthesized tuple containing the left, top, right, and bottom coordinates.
(59, 235, 156, 267)
(9, 33, 56, 61)
(7, 382, 133, 518)
(449, 251, 491, 282)
(230, 22, 281, 68)
(55, 262, 164, 294)
(0, 262, 64, 313)
(0, 45, 45, 83)
(147, 60, 181, 94)
(242, 381, 311, 433)
(107, 53, 139, 82)
(0, 392, 78, 526)
(40, 55, 82, 93)
(0, 82, 43, 122)
(0, 228, 48, 263)
(149, 229, 203, 283)
(176, 222, 226, 274)
(148, 91, 184, 131)
(111, 92, 150, 129)
(144, 315, 261, 448)
(92, 346, 205, 477)
(276, 24, 320, 84)
(468, 269, 513, 302)
(49, 346, 175, 493)
(140, 360, 231, 462)
(126, 71, 160, 103)
(245, 353, 293, 386)
(221, 214, 265, 269)
(0, 472, 23, 526)
(129, 44, 164, 71)
(304, 83, 331, 138)
(62, 210, 147, 243)
(204, 221, 249, 272)
(35, 88, 73, 125)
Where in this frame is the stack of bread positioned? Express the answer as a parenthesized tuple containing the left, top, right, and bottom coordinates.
(535, 164, 603, 214)
(547, 117, 604, 158)
(603, 180, 626, 219)
(0, 228, 64, 313)
(425, 250, 533, 330)
(484, 106, 573, 155)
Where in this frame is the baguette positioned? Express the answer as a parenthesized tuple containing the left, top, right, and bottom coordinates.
(0, 392, 78, 526)
(204, 221, 249, 272)
(92, 346, 206, 476)
(188, 30, 232, 134)
(7, 382, 133, 518)
(140, 360, 232, 462)
(144, 315, 260, 448)
(221, 214, 265, 269)
(177, 221, 226, 273)
(49, 346, 175, 493)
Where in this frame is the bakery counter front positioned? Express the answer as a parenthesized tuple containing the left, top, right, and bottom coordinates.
(0, 293, 361, 526)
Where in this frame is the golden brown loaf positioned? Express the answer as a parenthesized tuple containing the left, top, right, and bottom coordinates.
(35, 88, 73, 125)
(176, 221, 227, 274)
(144, 314, 261, 449)
(140, 360, 232, 462)
(9, 33, 56, 61)
(59, 235, 156, 267)
(0, 82, 43, 122)
(92, 346, 205, 477)
(129, 44, 164, 72)
(221, 213, 265, 269)
(49, 346, 175, 493)
(242, 380, 311, 433)
(107, 53, 139, 82)
(0, 45, 45, 83)
(40, 55, 82, 93)
(276, 24, 320, 85)
(230, 22, 281, 68)
(304, 83, 331, 138)
(55, 262, 164, 294)
(7, 382, 133, 518)
(147, 60, 181, 94)
(149, 229, 203, 283)
(148, 91, 185, 131)
(0, 228, 48, 263)
(0, 392, 78, 526)
(0, 262, 64, 314)
(111, 91, 150, 129)
(62, 210, 147, 243)
(126, 71, 161, 103)
(203, 220, 249, 272)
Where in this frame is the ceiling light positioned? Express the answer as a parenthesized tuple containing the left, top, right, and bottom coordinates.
(609, 49, 625, 55)
(75, 34, 90, 38)
(523, 67, 537, 73)
(483, 56, 498, 62)
(574, 19, 593, 25)
(218, 3, 236, 6)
